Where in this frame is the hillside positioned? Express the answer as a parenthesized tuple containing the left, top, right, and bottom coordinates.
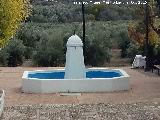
(0, 0, 138, 67)
(26, 0, 139, 23)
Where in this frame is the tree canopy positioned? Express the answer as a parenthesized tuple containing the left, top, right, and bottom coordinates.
(128, 0, 160, 47)
(0, 0, 31, 48)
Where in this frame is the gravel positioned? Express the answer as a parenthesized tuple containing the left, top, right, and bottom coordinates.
(2, 102, 160, 120)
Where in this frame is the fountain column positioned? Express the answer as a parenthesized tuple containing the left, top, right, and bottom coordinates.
(64, 34, 86, 79)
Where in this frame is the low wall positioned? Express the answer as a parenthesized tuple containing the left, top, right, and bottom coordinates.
(0, 90, 5, 117)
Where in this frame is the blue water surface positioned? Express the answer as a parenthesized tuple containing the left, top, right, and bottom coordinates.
(28, 70, 123, 79)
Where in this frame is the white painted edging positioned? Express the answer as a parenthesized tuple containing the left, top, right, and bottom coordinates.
(22, 68, 130, 93)
(0, 90, 5, 117)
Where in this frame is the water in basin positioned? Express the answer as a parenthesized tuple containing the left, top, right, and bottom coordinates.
(28, 70, 123, 79)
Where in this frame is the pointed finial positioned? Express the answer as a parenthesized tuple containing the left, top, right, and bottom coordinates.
(73, 29, 76, 35)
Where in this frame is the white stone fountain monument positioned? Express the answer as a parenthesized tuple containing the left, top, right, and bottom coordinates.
(65, 34, 86, 79)
(22, 34, 130, 93)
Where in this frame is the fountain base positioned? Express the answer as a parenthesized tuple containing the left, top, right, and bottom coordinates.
(22, 68, 130, 93)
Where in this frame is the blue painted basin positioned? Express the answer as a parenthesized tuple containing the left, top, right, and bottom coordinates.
(28, 70, 123, 79)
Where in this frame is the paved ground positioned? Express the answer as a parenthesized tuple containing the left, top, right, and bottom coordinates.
(0, 67, 160, 119)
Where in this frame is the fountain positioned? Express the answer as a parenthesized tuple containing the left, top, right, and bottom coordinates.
(65, 35, 86, 79)
(22, 35, 130, 93)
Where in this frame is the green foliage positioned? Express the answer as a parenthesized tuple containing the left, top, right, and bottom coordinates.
(0, 0, 31, 47)
(86, 4, 106, 19)
(9, 20, 129, 67)
(32, 32, 64, 66)
(118, 31, 131, 58)
(0, 38, 25, 67)
(29, 4, 83, 23)
(154, 44, 160, 56)
(127, 0, 160, 65)
(85, 42, 111, 66)
(22, 21, 126, 66)
(87, 4, 137, 21)
(17, 24, 41, 47)
(16, 25, 41, 59)
(0, 0, 144, 67)
(0, 51, 8, 67)
(127, 43, 143, 62)
(85, 22, 112, 66)
(28, 2, 138, 23)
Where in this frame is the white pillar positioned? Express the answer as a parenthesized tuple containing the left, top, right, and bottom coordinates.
(64, 35, 86, 79)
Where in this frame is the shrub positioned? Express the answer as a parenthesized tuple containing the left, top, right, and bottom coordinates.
(0, 50, 8, 66)
(154, 44, 160, 56)
(85, 25, 112, 66)
(127, 43, 143, 62)
(14, 21, 129, 67)
(32, 32, 64, 66)
(17, 26, 41, 47)
(16, 25, 42, 59)
(0, 38, 25, 67)
(86, 42, 111, 66)
(118, 31, 131, 58)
